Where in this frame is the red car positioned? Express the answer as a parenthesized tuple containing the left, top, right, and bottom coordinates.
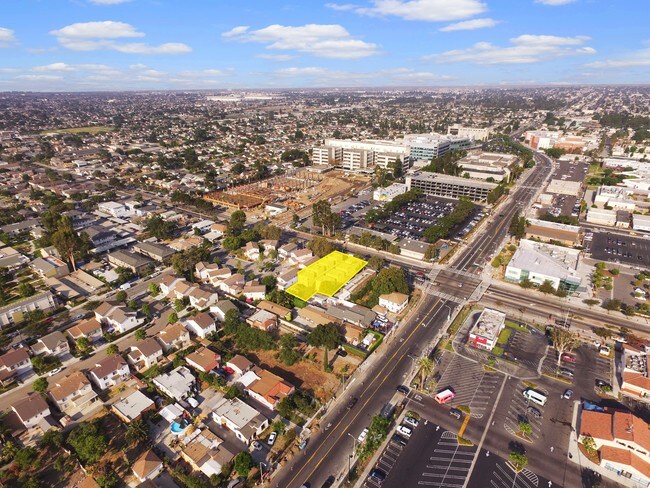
(562, 354, 576, 363)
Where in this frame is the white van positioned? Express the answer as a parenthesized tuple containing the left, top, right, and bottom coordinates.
(523, 389, 547, 406)
(119, 283, 132, 291)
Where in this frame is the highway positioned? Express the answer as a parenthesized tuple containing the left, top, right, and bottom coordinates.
(274, 152, 555, 487)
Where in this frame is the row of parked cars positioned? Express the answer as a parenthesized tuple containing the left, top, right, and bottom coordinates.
(366, 415, 420, 485)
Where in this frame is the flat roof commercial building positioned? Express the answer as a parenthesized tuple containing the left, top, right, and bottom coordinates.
(468, 308, 506, 351)
(457, 152, 517, 182)
(505, 239, 582, 292)
(524, 218, 582, 247)
(406, 172, 497, 203)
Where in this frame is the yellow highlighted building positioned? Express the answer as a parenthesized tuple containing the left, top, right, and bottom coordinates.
(286, 251, 367, 302)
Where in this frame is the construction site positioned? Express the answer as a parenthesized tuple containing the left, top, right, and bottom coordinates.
(203, 168, 369, 220)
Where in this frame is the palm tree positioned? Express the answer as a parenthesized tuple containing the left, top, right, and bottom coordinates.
(417, 357, 434, 389)
(126, 419, 149, 445)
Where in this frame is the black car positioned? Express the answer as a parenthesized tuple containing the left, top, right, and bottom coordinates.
(369, 468, 387, 484)
(347, 397, 358, 409)
(527, 406, 542, 419)
(595, 379, 612, 389)
(396, 385, 410, 395)
(391, 433, 408, 446)
(321, 476, 335, 488)
(449, 408, 463, 419)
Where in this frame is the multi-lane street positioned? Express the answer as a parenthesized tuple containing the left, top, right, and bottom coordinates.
(274, 152, 556, 487)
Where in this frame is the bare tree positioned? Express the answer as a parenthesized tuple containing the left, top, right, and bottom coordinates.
(551, 327, 580, 367)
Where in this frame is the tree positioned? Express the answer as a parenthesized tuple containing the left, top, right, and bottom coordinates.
(233, 451, 254, 477)
(229, 210, 247, 236)
(76, 337, 91, 354)
(18, 282, 35, 298)
(32, 377, 48, 394)
(14, 447, 39, 470)
(135, 329, 146, 341)
(223, 235, 243, 251)
(551, 327, 580, 367)
(604, 299, 622, 312)
(538, 280, 556, 294)
(145, 215, 175, 240)
(509, 451, 528, 472)
(141, 303, 151, 317)
(278, 334, 301, 366)
(40, 429, 64, 449)
(174, 298, 186, 312)
(508, 211, 527, 240)
(417, 357, 434, 388)
(307, 323, 343, 350)
(68, 421, 108, 465)
(312, 200, 337, 236)
(125, 419, 149, 445)
(148, 283, 160, 296)
(582, 435, 597, 456)
(261, 274, 277, 292)
(308, 237, 336, 258)
(51, 216, 82, 271)
(31, 356, 46, 373)
(127, 299, 139, 311)
(367, 256, 385, 271)
(518, 420, 532, 436)
(115, 290, 127, 303)
(168, 312, 178, 324)
(609, 268, 620, 276)
(583, 299, 600, 308)
(519, 279, 533, 289)
(106, 344, 119, 356)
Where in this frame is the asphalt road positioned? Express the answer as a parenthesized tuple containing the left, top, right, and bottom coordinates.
(273, 151, 556, 487)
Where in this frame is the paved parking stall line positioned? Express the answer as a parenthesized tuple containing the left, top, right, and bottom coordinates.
(489, 462, 539, 488)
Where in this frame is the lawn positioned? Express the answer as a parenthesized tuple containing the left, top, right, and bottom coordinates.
(492, 346, 504, 356)
(41, 125, 114, 134)
(497, 327, 512, 345)
(505, 320, 528, 333)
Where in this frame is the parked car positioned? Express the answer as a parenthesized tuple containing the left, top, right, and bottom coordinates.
(391, 433, 408, 446)
(561, 354, 576, 363)
(559, 367, 574, 378)
(396, 385, 410, 395)
(562, 389, 573, 400)
(403, 416, 419, 428)
(527, 406, 542, 419)
(449, 408, 463, 419)
(47, 367, 62, 377)
(397, 425, 412, 438)
(252, 441, 263, 451)
(595, 379, 612, 390)
(267, 432, 277, 446)
(358, 428, 368, 443)
(347, 397, 358, 409)
(369, 468, 387, 484)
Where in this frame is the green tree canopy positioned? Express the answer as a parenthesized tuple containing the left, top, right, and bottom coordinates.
(307, 323, 343, 350)
(68, 421, 108, 465)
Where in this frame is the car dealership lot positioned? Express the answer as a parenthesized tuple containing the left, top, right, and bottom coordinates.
(591, 231, 650, 266)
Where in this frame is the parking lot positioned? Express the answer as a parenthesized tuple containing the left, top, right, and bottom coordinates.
(503, 383, 545, 442)
(364, 196, 485, 241)
(437, 353, 502, 419)
(381, 423, 477, 488)
(468, 456, 543, 488)
(591, 231, 650, 266)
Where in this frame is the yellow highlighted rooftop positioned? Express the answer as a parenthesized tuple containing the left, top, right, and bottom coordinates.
(286, 250, 367, 302)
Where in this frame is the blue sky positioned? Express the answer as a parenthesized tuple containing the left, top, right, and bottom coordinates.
(0, 0, 648, 90)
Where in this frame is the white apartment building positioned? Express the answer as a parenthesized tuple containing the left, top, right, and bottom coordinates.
(447, 124, 491, 141)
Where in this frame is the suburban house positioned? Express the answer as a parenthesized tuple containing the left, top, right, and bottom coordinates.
(243, 282, 266, 301)
(31, 331, 70, 358)
(246, 309, 277, 331)
(226, 355, 253, 377)
(579, 408, 650, 486)
(185, 346, 220, 373)
(111, 390, 156, 424)
(238, 367, 295, 410)
(152, 366, 196, 401)
(210, 299, 238, 322)
(0, 291, 57, 327)
(257, 300, 292, 321)
(132, 449, 164, 483)
(277, 268, 298, 290)
(211, 397, 268, 445)
(290, 248, 314, 266)
(31, 256, 69, 279)
(179, 429, 237, 478)
(48, 371, 99, 415)
(107, 250, 154, 275)
(66, 318, 103, 343)
(156, 322, 191, 352)
(12, 393, 52, 429)
(278, 242, 298, 260)
(0, 348, 33, 384)
(94, 301, 143, 334)
(184, 312, 217, 339)
(186, 285, 218, 309)
(195, 262, 231, 286)
(243, 242, 260, 261)
(219, 274, 245, 296)
(209, 222, 228, 237)
(88, 355, 131, 390)
(126, 338, 164, 371)
(159, 275, 186, 296)
(378, 292, 409, 314)
(259, 239, 278, 252)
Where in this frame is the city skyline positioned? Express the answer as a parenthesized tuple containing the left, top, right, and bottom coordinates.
(0, 0, 649, 91)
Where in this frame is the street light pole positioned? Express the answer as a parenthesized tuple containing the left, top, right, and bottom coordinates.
(346, 432, 357, 482)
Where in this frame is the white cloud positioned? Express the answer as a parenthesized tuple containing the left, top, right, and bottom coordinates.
(50, 21, 190, 54)
(256, 53, 295, 61)
(33, 63, 77, 72)
(16, 75, 63, 81)
(585, 47, 650, 69)
(88, 0, 133, 4)
(326, 0, 487, 22)
(439, 18, 500, 32)
(0, 27, 16, 47)
(222, 24, 379, 59)
(427, 34, 595, 64)
(32, 62, 115, 72)
(535, 0, 576, 5)
(324, 3, 359, 10)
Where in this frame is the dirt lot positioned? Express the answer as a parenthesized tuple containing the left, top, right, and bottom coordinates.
(250, 348, 359, 402)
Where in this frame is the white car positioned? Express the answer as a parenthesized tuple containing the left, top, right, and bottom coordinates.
(397, 425, 412, 438)
(252, 441, 263, 451)
(47, 367, 62, 377)
(403, 416, 419, 428)
(358, 428, 368, 443)
(267, 432, 277, 446)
